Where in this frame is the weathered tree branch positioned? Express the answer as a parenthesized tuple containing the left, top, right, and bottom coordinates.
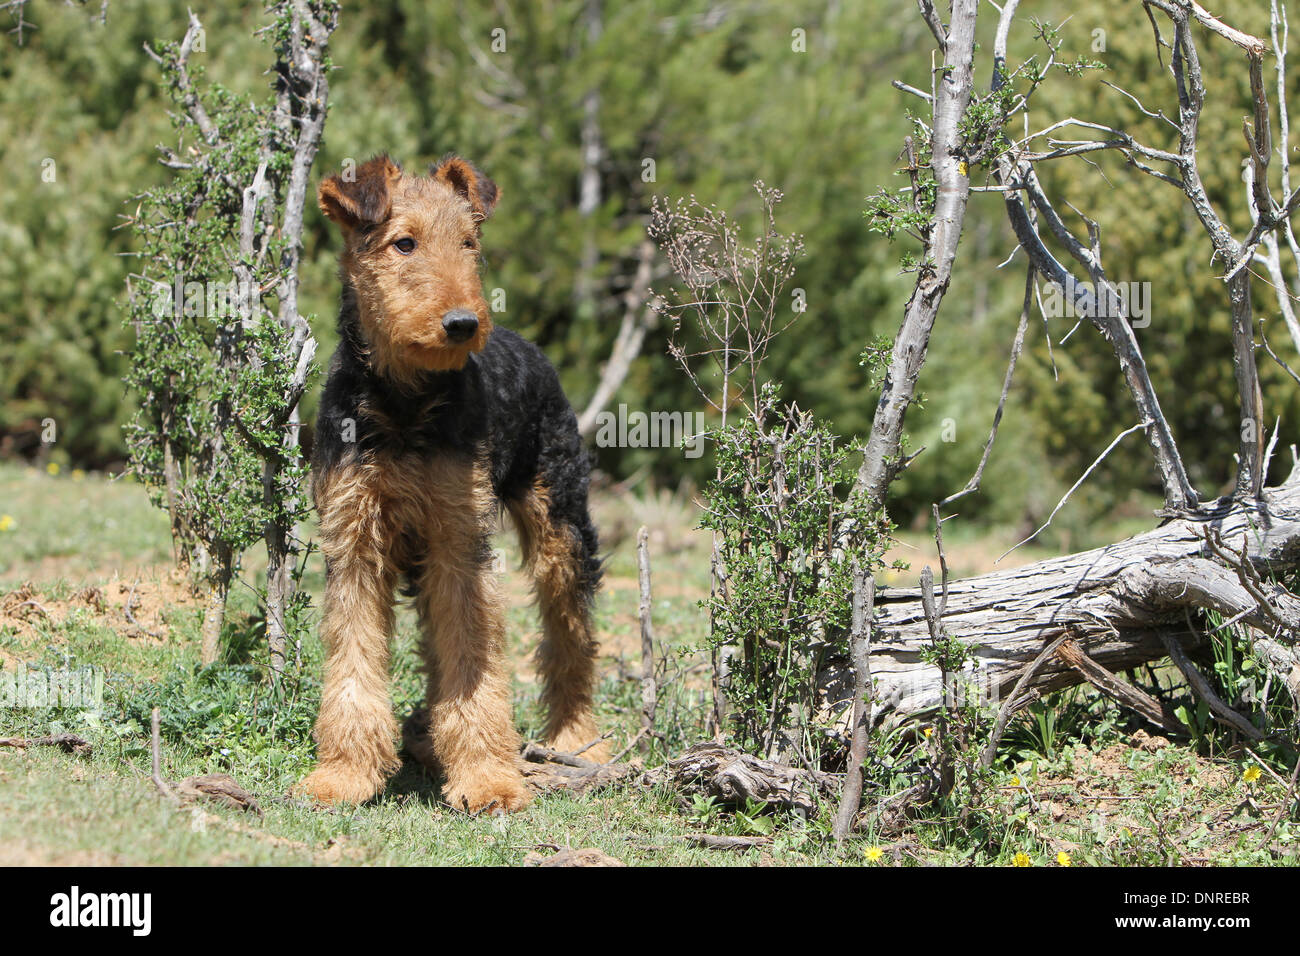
(824, 467, 1300, 729)
(1056, 638, 1183, 735)
(989, 3, 1199, 513)
(577, 239, 658, 438)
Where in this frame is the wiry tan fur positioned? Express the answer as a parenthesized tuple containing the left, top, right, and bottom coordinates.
(299, 154, 602, 815)
(297, 455, 530, 813)
(319, 156, 494, 386)
(295, 458, 402, 805)
(508, 483, 607, 762)
(411, 459, 530, 812)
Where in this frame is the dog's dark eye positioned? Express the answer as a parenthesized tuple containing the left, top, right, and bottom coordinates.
(394, 237, 416, 255)
(463, 239, 477, 251)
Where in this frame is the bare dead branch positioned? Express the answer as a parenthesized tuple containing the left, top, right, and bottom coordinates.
(150, 707, 181, 807)
(1161, 630, 1266, 741)
(998, 422, 1148, 562)
(980, 634, 1073, 768)
(1145, 0, 1267, 55)
(915, 0, 947, 54)
(1056, 638, 1184, 735)
(0, 733, 91, 754)
(991, 11, 1199, 512)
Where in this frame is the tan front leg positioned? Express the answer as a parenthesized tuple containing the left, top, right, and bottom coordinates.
(415, 459, 530, 813)
(296, 462, 401, 805)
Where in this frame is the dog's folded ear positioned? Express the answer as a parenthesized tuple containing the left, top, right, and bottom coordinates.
(319, 154, 402, 229)
(431, 155, 500, 220)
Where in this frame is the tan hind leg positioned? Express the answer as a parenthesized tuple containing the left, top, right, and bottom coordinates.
(508, 482, 606, 762)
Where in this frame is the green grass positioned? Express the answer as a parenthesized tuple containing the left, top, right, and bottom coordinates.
(0, 462, 1296, 866)
(0, 464, 172, 586)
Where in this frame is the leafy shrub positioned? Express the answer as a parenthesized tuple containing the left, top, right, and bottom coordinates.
(700, 384, 891, 764)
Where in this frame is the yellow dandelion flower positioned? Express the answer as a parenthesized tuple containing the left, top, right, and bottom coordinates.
(1010, 776, 1021, 787)
(864, 846, 884, 863)
(1012, 852, 1032, 867)
(46, 461, 60, 476)
(0, 514, 13, 532)
(72, 469, 86, 481)
(922, 727, 934, 738)
(1056, 851, 1072, 867)
(1243, 765, 1262, 784)
(958, 161, 969, 177)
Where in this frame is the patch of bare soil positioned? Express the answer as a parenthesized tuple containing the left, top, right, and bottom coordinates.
(0, 566, 197, 648)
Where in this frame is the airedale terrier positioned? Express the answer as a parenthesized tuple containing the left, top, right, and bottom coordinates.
(296, 154, 604, 814)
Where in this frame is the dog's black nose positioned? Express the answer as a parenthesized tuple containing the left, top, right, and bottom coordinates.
(442, 309, 479, 343)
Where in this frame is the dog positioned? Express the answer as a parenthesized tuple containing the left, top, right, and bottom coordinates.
(295, 154, 603, 813)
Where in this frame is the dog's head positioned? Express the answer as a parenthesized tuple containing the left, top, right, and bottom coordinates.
(319, 154, 499, 380)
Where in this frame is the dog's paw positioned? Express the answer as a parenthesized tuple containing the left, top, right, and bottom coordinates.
(293, 764, 383, 806)
(443, 770, 532, 814)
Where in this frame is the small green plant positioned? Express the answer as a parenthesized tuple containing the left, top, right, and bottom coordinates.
(735, 797, 775, 837)
(689, 793, 721, 827)
(1178, 607, 1297, 763)
(111, 661, 321, 786)
(699, 385, 892, 765)
(654, 187, 894, 769)
(1001, 686, 1112, 765)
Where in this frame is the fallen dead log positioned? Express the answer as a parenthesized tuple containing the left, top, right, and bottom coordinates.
(647, 742, 836, 815)
(824, 472, 1300, 730)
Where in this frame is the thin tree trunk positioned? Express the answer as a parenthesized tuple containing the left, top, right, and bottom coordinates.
(575, 0, 603, 318)
(260, 1, 332, 675)
(577, 239, 657, 438)
(637, 526, 657, 755)
(854, 0, 979, 508)
(199, 553, 233, 666)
